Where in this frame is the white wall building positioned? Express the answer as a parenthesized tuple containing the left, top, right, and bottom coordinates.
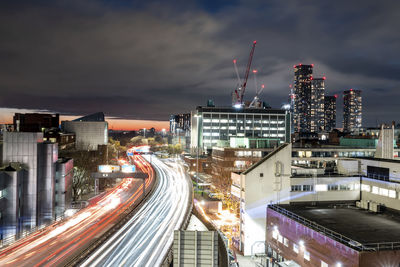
(62, 121, 108, 150)
(232, 143, 292, 256)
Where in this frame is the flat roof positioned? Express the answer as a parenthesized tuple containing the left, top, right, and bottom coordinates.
(196, 106, 286, 114)
(277, 204, 400, 244)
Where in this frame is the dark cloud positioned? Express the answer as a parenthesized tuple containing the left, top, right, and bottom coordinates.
(0, 0, 400, 126)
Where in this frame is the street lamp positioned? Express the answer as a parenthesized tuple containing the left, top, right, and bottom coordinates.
(193, 114, 202, 192)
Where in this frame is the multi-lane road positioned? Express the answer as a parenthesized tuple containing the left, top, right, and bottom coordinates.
(0, 154, 155, 267)
(82, 156, 192, 267)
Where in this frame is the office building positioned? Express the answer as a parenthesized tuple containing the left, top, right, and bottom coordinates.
(310, 78, 325, 133)
(293, 64, 313, 133)
(13, 113, 59, 132)
(62, 113, 108, 151)
(170, 113, 191, 134)
(324, 95, 336, 132)
(343, 89, 362, 132)
(190, 106, 290, 153)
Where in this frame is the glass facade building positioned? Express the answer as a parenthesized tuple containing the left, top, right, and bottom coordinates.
(191, 106, 290, 152)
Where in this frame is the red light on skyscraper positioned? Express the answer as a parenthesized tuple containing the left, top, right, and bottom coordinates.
(253, 69, 258, 73)
(334, 94, 338, 98)
(350, 88, 353, 91)
(311, 64, 314, 67)
(233, 59, 237, 63)
(323, 76, 326, 80)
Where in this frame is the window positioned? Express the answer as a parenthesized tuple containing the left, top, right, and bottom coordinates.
(291, 185, 302, 192)
(328, 184, 338, 191)
(278, 234, 283, 243)
(321, 260, 328, 267)
(302, 185, 313, 191)
(315, 184, 328, 192)
(389, 190, 396, 198)
(260, 173, 264, 178)
(379, 188, 389, 197)
(304, 250, 310, 261)
(372, 186, 379, 194)
(361, 184, 370, 192)
(272, 230, 278, 240)
(284, 238, 289, 247)
(293, 243, 299, 253)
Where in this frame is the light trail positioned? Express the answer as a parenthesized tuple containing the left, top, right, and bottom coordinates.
(82, 156, 191, 267)
(0, 154, 155, 267)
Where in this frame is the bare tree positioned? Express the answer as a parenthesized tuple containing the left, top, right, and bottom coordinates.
(72, 167, 91, 201)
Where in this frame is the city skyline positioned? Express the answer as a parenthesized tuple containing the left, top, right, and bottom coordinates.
(1, 0, 400, 127)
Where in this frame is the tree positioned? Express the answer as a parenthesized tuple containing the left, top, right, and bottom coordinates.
(72, 167, 91, 201)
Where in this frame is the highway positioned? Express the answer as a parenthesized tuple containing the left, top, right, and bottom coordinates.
(82, 156, 191, 267)
(0, 154, 155, 267)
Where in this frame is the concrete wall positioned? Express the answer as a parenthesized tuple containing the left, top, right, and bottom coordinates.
(241, 144, 292, 256)
(62, 121, 108, 151)
(337, 159, 359, 175)
(361, 177, 400, 211)
(173, 230, 218, 267)
(290, 176, 361, 203)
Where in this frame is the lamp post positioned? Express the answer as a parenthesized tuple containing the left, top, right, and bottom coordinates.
(193, 114, 202, 192)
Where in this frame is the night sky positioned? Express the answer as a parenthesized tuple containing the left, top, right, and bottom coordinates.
(1, 0, 400, 128)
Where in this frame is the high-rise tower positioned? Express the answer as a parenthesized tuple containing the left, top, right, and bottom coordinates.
(293, 64, 313, 133)
(324, 95, 337, 132)
(343, 89, 362, 132)
(310, 78, 325, 132)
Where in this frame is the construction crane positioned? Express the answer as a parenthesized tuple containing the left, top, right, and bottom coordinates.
(232, 40, 257, 108)
(249, 68, 265, 108)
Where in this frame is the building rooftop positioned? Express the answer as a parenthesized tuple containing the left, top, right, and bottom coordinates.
(276, 204, 400, 245)
(196, 106, 285, 114)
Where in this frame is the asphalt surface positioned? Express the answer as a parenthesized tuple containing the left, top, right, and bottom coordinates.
(0, 154, 154, 267)
(82, 156, 191, 267)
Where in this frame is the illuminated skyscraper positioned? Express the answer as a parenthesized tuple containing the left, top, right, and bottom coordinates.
(293, 64, 313, 133)
(324, 95, 337, 132)
(293, 64, 327, 133)
(310, 78, 325, 132)
(343, 89, 362, 132)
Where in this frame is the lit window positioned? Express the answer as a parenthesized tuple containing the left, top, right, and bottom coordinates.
(361, 184, 370, 192)
(304, 250, 310, 261)
(389, 190, 396, 199)
(272, 230, 278, 240)
(379, 188, 389, 197)
(315, 184, 328, 192)
(372, 186, 379, 194)
(293, 243, 299, 253)
(321, 260, 328, 267)
(278, 234, 283, 243)
(0, 190, 2, 198)
(284, 238, 289, 247)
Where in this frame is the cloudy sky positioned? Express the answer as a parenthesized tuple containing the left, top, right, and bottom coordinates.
(1, 0, 399, 128)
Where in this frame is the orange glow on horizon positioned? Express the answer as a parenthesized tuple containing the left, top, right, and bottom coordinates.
(0, 108, 169, 131)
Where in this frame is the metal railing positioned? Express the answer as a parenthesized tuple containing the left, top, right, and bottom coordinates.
(268, 204, 400, 251)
